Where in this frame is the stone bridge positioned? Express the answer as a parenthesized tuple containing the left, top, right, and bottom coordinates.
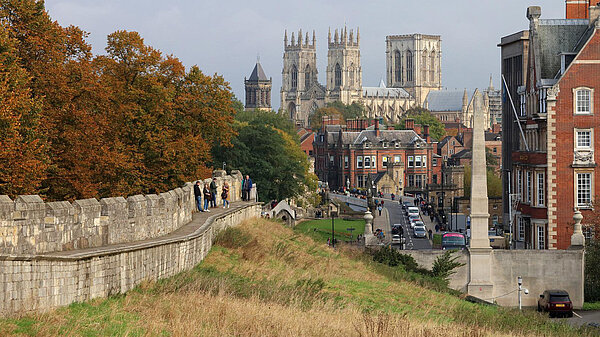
(267, 200, 296, 226)
(0, 170, 261, 316)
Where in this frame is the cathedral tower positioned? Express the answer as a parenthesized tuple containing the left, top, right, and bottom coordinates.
(244, 60, 272, 111)
(326, 26, 362, 104)
(386, 34, 442, 106)
(280, 29, 318, 125)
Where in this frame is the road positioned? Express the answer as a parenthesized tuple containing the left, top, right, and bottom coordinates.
(567, 310, 600, 328)
(386, 196, 432, 250)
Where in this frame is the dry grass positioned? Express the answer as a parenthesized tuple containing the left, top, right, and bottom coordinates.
(0, 218, 593, 337)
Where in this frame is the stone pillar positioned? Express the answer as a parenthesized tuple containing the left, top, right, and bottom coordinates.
(467, 90, 494, 301)
(569, 208, 585, 249)
(363, 211, 378, 246)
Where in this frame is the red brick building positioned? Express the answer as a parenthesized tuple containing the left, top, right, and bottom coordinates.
(501, 3, 600, 249)
(313, 119, 441, 197)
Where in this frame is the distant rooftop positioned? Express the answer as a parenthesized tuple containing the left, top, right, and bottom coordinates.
(248, 62, 269, 82)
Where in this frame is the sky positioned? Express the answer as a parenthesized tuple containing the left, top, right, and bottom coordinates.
(45, 1, 564, 110)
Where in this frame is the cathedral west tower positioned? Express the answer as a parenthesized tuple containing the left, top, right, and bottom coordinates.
(326, 27, 362, 104)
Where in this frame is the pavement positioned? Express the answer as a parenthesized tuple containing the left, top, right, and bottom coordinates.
(372, 206, 391, 244)
(567, 310, 600, 328)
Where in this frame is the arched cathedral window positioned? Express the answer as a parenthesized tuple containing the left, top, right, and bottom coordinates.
(335, 63, 342, 87)
(349, 63, 355, 87)
(430, 51, 436, 83)
(395, 50, 402, 83)
(291, 65, 298, 89)
(305, 65, 311, 89)
(422, 49, 428, 84)
(406, 50, 413, 82)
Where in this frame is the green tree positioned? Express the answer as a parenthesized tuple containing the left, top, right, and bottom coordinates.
(308, 101, 365, 130)
(396, 107, 445, 141)
(463, 165, 502, 198)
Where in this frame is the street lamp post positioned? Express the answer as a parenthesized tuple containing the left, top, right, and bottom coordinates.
(330, 203, 336, 248)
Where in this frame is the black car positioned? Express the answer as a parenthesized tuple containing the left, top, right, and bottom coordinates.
(537, 290, 573, 318)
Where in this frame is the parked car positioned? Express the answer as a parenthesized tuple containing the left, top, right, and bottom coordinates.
(402, 201, 411, 209)
(392, 224, 403, 235)
(392, 234, 402, 245)
(538, 290, 573, 318)
(441, 232, 466, 250)
(407, 206, 419, 216)
(408, 214, 420, 226)
(413, 226, 427, 238)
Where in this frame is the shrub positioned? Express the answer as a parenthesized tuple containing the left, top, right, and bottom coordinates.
(431, 251, 465, 285)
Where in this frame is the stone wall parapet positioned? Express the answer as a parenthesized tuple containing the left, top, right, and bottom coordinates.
(0, 172, 243, 255)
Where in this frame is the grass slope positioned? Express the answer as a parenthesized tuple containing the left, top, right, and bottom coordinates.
(0, 218, 595, 336)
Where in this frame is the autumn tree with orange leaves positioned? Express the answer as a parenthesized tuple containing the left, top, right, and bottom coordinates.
(0, 0, 236, 200)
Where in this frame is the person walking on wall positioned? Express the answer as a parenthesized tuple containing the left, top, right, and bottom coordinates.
(242, 175, 253, 201)
(222, 182, 230, 208)
(210, 178, 218, 208)
(203, 183, 211, 212)
(194, 181, 203, 212)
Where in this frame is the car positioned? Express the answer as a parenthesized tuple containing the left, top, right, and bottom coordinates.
(407, 206, 419, 216)
(411, 220, 424, 229)
(392, 234, 402, 245)
(413, 226, 427, 238)
(402, 201, 412, 209)
(408, 214, 420, 226)
(441, 232, 466, 250)
(538, 290, 573, 318)
(392, 224, 403, 235)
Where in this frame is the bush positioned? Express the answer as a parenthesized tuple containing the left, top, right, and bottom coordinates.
(372, 247, 422, 273)
(585, 241, 600, 302)
(431, 251, 465, 284)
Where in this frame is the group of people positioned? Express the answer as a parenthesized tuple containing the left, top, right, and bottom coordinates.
(192, 175, 253, 212)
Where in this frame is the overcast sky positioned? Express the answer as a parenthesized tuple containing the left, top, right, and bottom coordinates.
(45, 1, 564, 110)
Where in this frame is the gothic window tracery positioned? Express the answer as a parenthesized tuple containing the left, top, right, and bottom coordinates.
(406, 50, 414, 82)
(305, 65, 311, 89)
(349, 63, 355, 87)
(422, 49, 428, 84)
(394, 50, 402, 83)
(291, 65, 298, 89)
(430, 51, 436, 83)
(335, 63, 342, 87)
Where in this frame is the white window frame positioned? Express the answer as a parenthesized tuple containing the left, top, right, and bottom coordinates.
(537, 225, 545, 250)
(518, 217, 525, 241)
(432, 158, 437, 166)
(415, 156, 422, 167)
(576, 172, 593, 208)
(574, 88, 593, 115)
(526, 171, 532, 203)
(357, 156, 363, 168)
(394, 155, 401, 163)
(383, 142, 388, 148)
(537, 172, 545, 207)
(415, 175, 422, 188)
(408, 156, 414, 167)
(408, 174, 414, 187)
(575, 129, 593, 150)
(422, 155, 427, 168)
(371, 156, 376, 169)
(364, 156, 371, 168)
(344, 155, 349, 168)
(516, 169, 522, 201)
(382, 156, 388, 167)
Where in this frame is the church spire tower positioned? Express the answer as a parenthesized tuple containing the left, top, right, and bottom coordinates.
(245, 59, 272, 111)
(326, 26, 362, 103)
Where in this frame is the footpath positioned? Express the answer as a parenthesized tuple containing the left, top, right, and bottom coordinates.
(372, 207, 391, 244)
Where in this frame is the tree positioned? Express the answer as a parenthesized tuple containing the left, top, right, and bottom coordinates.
(308, 101, 365, 130)
(463, 165, 502, 198)
(396, 107, 445, 141)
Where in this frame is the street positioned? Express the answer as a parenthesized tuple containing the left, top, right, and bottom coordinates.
(386, 196, 432, 250)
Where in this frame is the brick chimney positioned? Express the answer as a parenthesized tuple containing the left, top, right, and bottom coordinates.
(566, 0, 592, 19)
(374, 119, 380, 137)
(423, 125, 430, 143)
(405, 118, 415, 130)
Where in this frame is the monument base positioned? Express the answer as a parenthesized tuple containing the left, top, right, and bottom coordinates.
(467, 282, 494, 303)
(363, 234, 378, 246)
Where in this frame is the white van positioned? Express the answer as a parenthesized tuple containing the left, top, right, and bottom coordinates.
(407, 206, 419, 216)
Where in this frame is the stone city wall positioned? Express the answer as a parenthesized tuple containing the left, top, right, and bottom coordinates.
(404, 249, 584, 308)
(0, 202, 261, 315)
(0, 170, 242, 255)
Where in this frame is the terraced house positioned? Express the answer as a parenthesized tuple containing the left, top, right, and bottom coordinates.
(313, 118, 440, 198)
(500, 2, 600, 249)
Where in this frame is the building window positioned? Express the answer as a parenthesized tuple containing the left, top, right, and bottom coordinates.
(519, 93, 526, 116)
(422, 155, 427, 168)
(408, 175, 414, 187)
(309, 150, 313, 156)
(357, 156, 363, 168)
(358, 175, 364, 188)
(430, 51, 436, 83)
(395, 50, 402, 83)
(394, 155, 401, 163)
(408, 156, 414, 167)
(406, 50, 413, 82)
(329, 155, 334, 166)
(335, 63, 342, 87)
(305, 65, 311, 89)
(364, 156, 371, 168)
(583, 225, 595, 241)
(575, 88, 591, 114)
(415, 156, 422, 167)
(395, 142, 400, 148)
(537, 172, 545, 207)
(492, 215, 499, 227)
(291, 65, 298, 89)
(432, 158, 437, 166)
(422, 50, 428, 84)
(371, 156, 376, 169)
(349, 64, 354, 87)
(493, 147, 497, 153)
(537, 225, 545, 249)
(383, 142, 388, 148)
(432, 174, 438, 184)
(415, 175, 422, 188)
(344, 156, 349, 168)
(577, 172, 592, 208)
(518, 217, 525, 241)
(526, 171, 532, 203)
(516, 169, 522, 201)
(382, 156, 388, 167)
(576, 130, 592, 149)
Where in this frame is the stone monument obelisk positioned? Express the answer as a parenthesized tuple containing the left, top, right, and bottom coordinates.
(467, 89, 494, 301)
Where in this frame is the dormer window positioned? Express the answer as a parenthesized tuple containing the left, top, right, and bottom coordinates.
(395, 142, 400, 148)
(383, 142, 388, 148)
(560, 52, 576, 74)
